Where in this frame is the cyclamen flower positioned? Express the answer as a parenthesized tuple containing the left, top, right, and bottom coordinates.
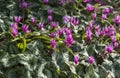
(59, 0, 64, 5)
(63, 15, 71, 24)
(115, 19, 120, 24)
(109, 7, 113, 12)
(105, 45, 113, 53)
(103, 26, 115, 36)
(102, 14, 107, 20)
(113, 15, 120, 21)
(50, 21, 59, 28)
(102, 27, 109, 36)
(11, 28, 18, 37)
(88, 56, 94, 64)
(43, 0, 49, 4)
(114, 42, 119, 48)
(38, 22, 44, 29)
(95, 29, 102, 37)
(11, 22, 18, 30)
(86, 4, 94, 12)
(57, 28, 63, 36)
(64, 34, 74, 47)
(96, 30, 102, 37)
(98, 1, 104, 6)
(74, 55, 79, 64)
(48, 15, 52, 22)
(108, 25, 115, 36)
(64, 28, 72, 35)
(22, 24, 30, 33)
(111, 36, 116, 43)
(88, 20, 95, 29)
(31, 17, 35, 24)
(49, 33, 56, 38)
(50, 39, 56, 49)
(86, 29, 92, 40)
(118, 28, 120, 34)
(47, 9, 52, 15)
(94, 0, 98, 2)
(95, 24, 100, 31)
(66, 35, 74, 44)
(113, 15, 120, 24)
(70, 17, 79, 26)
(103, 8, 110, 14)
(22, 1, 28, 9)
(63, 28, 74, 47)
(95, 25, 102, 37)
(65, 0, 72, 3)
(14, 16, 21, 23)
(10, 23, 18, 37)
(92, 13, 96, 19)
(83, 0, 90, 3)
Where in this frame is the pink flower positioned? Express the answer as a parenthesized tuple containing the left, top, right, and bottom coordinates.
(31, 17, 35, 24)
(11, 22, 18, 30)
(11, 28, 18, 37)
(92, 13, 96, 19)
(22, 24, 30, 33)
(66, 35, 74, 44)
(95, 30, 102, 37)
(48, 15, 52, 22)
(63, 28, 74, 47)
(102, 14, 107, 20)
(50, 39, 56, 49)
(38, 22, 44, 29)
(70, 17, 79, 26)
(83, 0, 90, 3)
(22, 1, 28, 9)
(86, 29, 92, 40)
(47, 9, 53, 15)
(113, 15, 120, 24)
(88, 20, 95, 29)
(95, 24, 100, 31)
(103, 8, 110, 14)
(63, 15, 71, 24)
(59, 0, 64, 5)
(64, 34, 74, 47)
(74, 55, 79, 64)
(114, 42, 119, 48)
(102, 26, 115, 37)
(43, 0, 49, 4)
(65, 0, 72, 3)
(57, 28, 63, 36)
(64, 28, 71, 35)
(50, 21, 59, 28)
(86, 4, 94, 12)
(10, 23, 18, 37)
(88, 56, 94, 64)
(105, 45, 113, 53)
(94, 0, 98, 2)
(49, 33, 56, 38)
(111, 36, 116, 43)
(14, 16, 21, 23)
(108, 25, 115, 36)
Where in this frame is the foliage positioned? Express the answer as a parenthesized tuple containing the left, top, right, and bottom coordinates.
(0, 0, 120, 78)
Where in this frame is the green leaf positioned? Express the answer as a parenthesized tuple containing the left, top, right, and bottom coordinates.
(85, 65, 99, 78)
(16, 38, 26, 53)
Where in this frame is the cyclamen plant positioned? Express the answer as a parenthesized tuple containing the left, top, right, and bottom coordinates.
(1, 0, 120, 78)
